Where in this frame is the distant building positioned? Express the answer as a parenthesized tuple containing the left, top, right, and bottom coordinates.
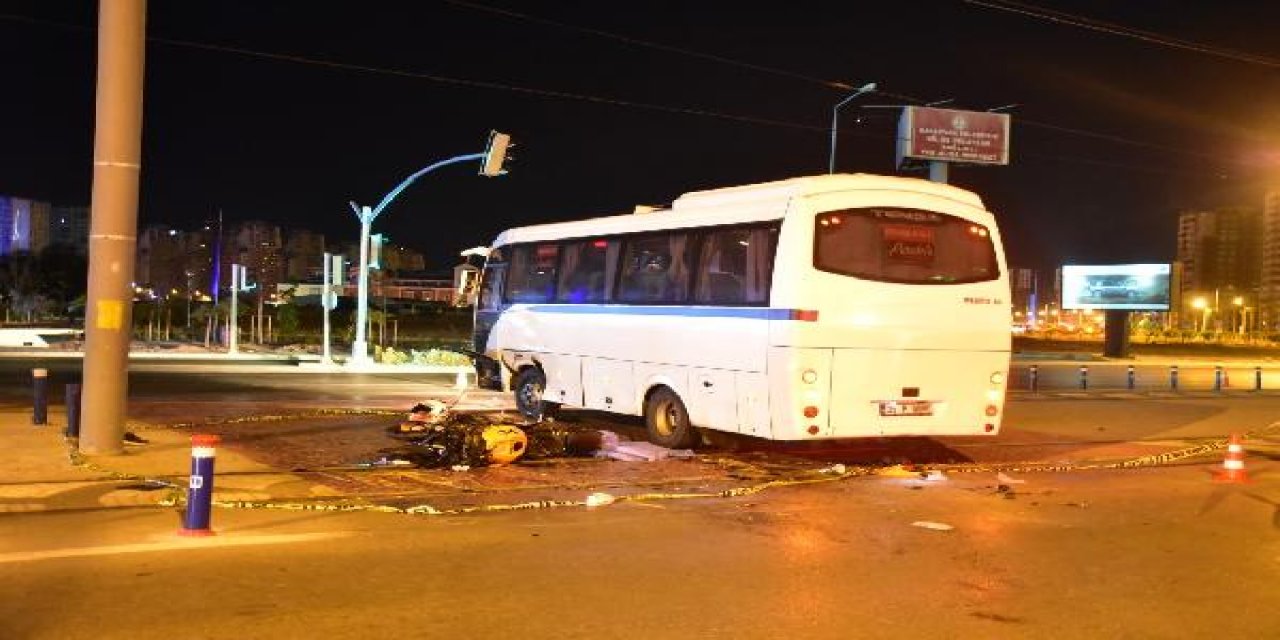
(51, 205, 90, 255)
(284, 229, 326, 281)
(225, 220, 284, 294)
(1177, 207, 1261, 330)
(381, 244, 426, 272)
(29, 201, 51, 253)
(335, 241, 426, 274)
(0, 198, 87, 256)
(135, 225, 187, 295)
(1008, 267, 1039, 325)
(0, 196, 45, 255)
(1260, 191, 1280, 329)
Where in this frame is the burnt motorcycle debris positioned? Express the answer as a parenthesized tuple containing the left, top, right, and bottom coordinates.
(379, 403, 696, 470)
(379, 408, 609, 469)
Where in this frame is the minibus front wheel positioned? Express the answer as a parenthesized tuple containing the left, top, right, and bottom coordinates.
(644, 386, 698, 449)
(513, 366, 559, 421)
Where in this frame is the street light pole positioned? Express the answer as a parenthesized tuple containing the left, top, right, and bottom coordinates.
(827, 82, 876, 174)
(351, 206, 374, 365)
(347, 151, 486, 367)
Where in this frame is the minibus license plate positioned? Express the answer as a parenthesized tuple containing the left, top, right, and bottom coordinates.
(879, 400, 932, 417)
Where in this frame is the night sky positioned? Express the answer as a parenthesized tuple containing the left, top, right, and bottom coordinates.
(2, 1, 1278, 271)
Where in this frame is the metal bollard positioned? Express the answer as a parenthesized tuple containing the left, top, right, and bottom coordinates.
(1079, 365, 1088, 390)
(32, 368, 48, 425)
(1256, 366, 1263, 392)
(179, 434, 221, 537)
(1214, 366, 1223, 392)
(1029, 364, 1038, 393)
(65, 383, 82, 439)
(1127, 365, 1135, 390)
(1170, 365, 1179, 391)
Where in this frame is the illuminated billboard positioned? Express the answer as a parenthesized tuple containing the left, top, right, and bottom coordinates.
(1061, 263, 1171, 311)
(896, 107, 1011, 166)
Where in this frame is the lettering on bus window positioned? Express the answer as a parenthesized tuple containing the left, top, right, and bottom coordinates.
(815, 208, 997, 284)
(505, 243, 560, 303)
(555, 239, 616, 303)
(882, 224, 935, 264)
(618, 233, 691, 303)
(694, 225, 778, 305)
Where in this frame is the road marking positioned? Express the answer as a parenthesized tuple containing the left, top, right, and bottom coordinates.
(0, 531, 351, 564)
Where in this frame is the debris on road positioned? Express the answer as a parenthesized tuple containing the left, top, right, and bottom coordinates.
(375, 407, 705, 470)
(585, 492, 616, 507)
(997, 472, 1027, 485)
(878, 464, 923, 478)
(912, 520, 954, 531)
(600, 439, 695, 462)
(377, 411, 530, 469)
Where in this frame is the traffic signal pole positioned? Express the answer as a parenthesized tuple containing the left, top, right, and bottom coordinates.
(346, 149, 493, 367)
(80, 0, 147, 455)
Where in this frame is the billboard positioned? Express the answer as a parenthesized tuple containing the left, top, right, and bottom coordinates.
(1061, 263, 1171, 311)
(897, 106, 1011, 166)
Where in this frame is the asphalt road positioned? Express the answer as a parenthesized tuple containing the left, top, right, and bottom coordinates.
(3, 359, 1278, 459)
(3, 357, 1279, 638)
(3, 460, 1277, 639)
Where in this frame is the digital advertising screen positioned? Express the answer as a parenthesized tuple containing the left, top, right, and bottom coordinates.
(1061, 263, 1171, 311)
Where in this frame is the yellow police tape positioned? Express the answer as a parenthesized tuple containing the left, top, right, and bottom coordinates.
(66, 411, 1280, 517)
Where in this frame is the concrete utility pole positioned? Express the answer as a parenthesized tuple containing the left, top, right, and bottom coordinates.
(80, 0, 147, 456)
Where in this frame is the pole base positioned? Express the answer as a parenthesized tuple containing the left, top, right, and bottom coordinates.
(177, 527, 217, 537)
(1212, 470, 1252, 484)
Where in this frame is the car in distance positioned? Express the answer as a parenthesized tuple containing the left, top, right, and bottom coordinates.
(1086, 275, 1139, 299)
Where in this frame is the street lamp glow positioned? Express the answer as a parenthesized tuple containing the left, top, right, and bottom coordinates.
(1191, 297, 1207, 310)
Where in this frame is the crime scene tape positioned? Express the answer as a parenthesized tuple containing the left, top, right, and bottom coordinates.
(69, 410, 1280, 517)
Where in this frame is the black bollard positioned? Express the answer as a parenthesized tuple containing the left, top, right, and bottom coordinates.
(1170, 365, 1179, 391)
(1256, 366, 1263, 392)
(1214, 366, 1223, 392)
(1029, 365, 1038, 393)
(1127, 365, 1135, 390)
(65, 383, 82, 439)
(32, 368, 48, 426)
(1079, 365, 1088, 390)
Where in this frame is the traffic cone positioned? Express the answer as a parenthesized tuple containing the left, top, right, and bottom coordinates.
(1213, 433, 1251, 484)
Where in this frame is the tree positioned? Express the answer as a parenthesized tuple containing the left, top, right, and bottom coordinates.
(275, 286, 301, 338)
(35, 244, 88, 315)
(0, 251, 46, 322)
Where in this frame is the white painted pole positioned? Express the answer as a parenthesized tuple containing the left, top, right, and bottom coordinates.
(351, 211, 372, 366)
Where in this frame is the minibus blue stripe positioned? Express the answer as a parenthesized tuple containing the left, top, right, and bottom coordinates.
(524, 305, 793, 320)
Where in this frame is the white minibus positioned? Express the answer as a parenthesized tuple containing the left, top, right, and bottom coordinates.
(470, 174, 1010, 447)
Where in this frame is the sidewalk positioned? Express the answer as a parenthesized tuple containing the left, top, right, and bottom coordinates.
(0, 407, 334, 514)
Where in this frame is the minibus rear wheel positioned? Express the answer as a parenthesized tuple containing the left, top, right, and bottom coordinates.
(644, 387, 698, 449)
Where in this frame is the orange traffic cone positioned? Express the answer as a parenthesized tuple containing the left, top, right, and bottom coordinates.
(1213, 433, 1251, 484)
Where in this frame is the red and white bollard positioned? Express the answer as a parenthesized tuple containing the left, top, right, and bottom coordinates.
(178, 434, 221, 537)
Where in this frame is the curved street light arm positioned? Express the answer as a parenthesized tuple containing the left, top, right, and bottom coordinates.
(371, 152, 485, 220)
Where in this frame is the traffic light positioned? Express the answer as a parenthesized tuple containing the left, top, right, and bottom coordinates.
(370, 233, 385, 270)
(327, 254, 344, 311)
(480, 130, 512, 177)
